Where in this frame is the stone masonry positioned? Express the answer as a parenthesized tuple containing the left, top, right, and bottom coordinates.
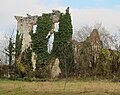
(15, 15, 39, 52)
(15, 9, 63, 77)
(73, 29, 103, 72)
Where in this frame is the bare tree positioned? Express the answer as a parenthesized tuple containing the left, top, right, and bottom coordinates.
(73, 22, 116, 49)
(0, 29, 15, 65)
(113, 31, 120, 51)
(73, 25, 92, 42)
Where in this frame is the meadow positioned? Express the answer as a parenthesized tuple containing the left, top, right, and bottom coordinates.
(0, 79, 120, 95)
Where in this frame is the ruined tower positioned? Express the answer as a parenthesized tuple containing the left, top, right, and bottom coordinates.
(89, 29, 103, 64)
(73, 29, 103, 76)
(14, 9, 62, 77)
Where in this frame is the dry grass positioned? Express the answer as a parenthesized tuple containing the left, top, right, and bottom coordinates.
(0, 79, 120, 95)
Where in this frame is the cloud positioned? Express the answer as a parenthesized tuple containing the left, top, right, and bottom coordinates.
(0, 32, 5, 41)
(0, 31, 7, 50)
(0, 0, 120, 42)
(0, 0, 63, 29)
(71, 8, 120, 34)
(0, 0, 47, 26)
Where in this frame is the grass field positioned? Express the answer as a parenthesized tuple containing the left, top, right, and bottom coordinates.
(0, 79, 120, 95)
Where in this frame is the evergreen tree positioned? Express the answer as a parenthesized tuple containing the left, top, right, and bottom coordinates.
(15, 31, 33, 78)
(3, 37, 15, 78)
(8, 38, 14, 66)
(15, 31, 22, 58)
(14, 31, 23, 77)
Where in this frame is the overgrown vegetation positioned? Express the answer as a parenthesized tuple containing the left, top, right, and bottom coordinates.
(31, 14, 53, 78)
(98, 49, 120, 78)
(0, 9, 120, 81)
(52, 12, 74, 77)
(14, 31, 33, 78)
(73, 29, 120, 79)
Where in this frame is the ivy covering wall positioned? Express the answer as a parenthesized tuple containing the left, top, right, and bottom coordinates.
(31, 14, 53, 78)
(52, 12, 74, 77)
(13, 10, 120, 80)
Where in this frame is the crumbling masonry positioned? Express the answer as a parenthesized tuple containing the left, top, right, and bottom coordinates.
(14, 9, 68, 78)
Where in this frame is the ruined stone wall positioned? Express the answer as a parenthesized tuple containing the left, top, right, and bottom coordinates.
(15, 15, 39, 52)
(14, 8, 73, 78)
(89, 29, 103, 55)
(73, 29, 103, 75)
(15, 9, 62, 78)
(89, 29, 103, 64)
(15, 15, 40, 73)
(73, 40, 83, 68)
(15, 10, 61, 53)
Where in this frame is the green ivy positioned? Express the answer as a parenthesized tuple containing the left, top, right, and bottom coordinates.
(31, 14, 53, 78)
(52, 12, 74, 77)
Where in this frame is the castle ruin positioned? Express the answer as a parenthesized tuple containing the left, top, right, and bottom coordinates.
(73, 29, 103, 76)
(14, 9, 67, 78)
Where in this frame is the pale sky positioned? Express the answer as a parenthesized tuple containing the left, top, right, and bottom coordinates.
(0, 0, 120, 41)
